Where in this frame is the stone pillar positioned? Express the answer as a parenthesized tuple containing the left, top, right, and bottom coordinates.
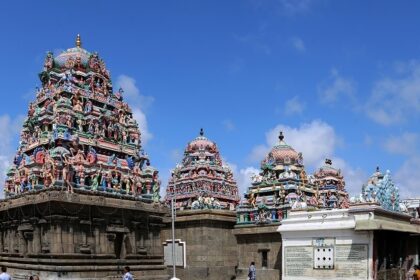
(94, 226, 100, 254)
(0, 230, 3, 253)
(18, 231, 25, 256)
(33, 225, 41, 254)
(148, 230, 153, 255)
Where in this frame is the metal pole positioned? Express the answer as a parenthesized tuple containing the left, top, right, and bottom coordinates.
(170, 195, 180, 280)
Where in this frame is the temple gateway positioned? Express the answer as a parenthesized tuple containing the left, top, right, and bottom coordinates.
(0, 36, 167, 279)
(1, 36, 420, 280)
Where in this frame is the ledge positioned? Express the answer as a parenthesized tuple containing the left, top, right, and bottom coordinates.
(0, 189, 168, 215)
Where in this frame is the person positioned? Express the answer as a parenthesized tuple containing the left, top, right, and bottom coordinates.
(28, 277, 33, 280)
(248, 262, 256, 280)
(0, 266, 11, 280)
(123, 266, 133, 280)
(414, 265, 420, 280)
(33, 276, 39, 280)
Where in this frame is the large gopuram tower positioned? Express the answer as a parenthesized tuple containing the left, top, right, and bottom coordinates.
(0, 36, 167, 279)
(165, 128, 239, 210)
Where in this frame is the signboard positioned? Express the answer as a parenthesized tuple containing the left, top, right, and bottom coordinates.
(284, 244, 369, 279)
(163, 239, 186, 268)
(284, 246, 313, 277)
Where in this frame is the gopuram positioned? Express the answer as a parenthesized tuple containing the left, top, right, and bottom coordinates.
(161, 130, 240, 280)
(0, 36, 167, 279)
(236, 132, 349, 226)
(165, 128, 239, 210)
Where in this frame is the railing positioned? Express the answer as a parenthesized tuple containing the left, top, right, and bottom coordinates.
(377, 268, 406, 280)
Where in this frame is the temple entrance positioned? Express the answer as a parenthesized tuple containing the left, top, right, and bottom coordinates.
(114, 233, 123, 259)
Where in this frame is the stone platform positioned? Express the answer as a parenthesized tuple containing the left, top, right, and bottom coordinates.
(0, 188, 169, 279)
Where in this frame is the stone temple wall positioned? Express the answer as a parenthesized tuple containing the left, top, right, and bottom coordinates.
(161, 210, 282, 280)
(161, 210, 238, 280)
(0, 189, 168, 279)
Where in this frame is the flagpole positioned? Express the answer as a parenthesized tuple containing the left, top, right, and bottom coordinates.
(170, 195, 180, 280)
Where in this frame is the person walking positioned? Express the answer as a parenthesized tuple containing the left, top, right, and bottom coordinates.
(248, 262, 256, 280)
(414, 265, 420, 280)
(123, 266, 133, 280)
(0, 266, 11, 280)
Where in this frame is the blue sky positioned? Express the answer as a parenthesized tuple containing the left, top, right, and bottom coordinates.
(1, 0, 420, 198)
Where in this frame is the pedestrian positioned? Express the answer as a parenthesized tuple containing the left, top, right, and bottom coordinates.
(28, 277, 33, 280)
(248, 261, 256, 280)
(0, 266, 11, 280)
(33, 276, 39, 280)
(414, 265, 420, 280)
(123, 266, 133, 280)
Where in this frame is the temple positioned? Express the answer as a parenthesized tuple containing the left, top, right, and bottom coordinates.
(165, 129, 239, 210)
(236, 132, 349, 225)
(0, 36, 167, 279)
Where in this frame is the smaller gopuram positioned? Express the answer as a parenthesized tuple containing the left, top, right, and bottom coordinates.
(165, 128, 239, 210)
(352, 167, 401, 211)
(313, 158, 349, 209)
(236, 131, 317, 225)
(161, 130, 240, 280)
(0, 36, 167, 279)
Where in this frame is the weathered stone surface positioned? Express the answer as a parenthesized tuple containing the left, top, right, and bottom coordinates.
(0, 190, 169, 279)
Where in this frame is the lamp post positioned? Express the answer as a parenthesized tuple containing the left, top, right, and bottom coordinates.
(170, 195, 180, 280)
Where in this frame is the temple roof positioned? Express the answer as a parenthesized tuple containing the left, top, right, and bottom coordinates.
(262, 131, 303, 168)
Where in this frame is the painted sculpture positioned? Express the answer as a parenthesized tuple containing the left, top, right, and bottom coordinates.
(313, 158, 350, 209)
(4, 35, 161, 201)
(236, 132, 349, 225)
(165, 129, 240, 210)
(351, 167, 402, 212)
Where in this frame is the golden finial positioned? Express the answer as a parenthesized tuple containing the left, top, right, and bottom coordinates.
(76, 34, 82, 48)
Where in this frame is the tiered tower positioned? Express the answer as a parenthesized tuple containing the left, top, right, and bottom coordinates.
(313, 158, 349, 208)
(165, 129, 239, 210)
(357, 167, 401, 211)
(0, 36, 167, 279)
(4, 34, 160, 201)
(237, 132, 317, 224)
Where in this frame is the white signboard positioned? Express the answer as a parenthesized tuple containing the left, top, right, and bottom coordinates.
(163, 239, 186, 268)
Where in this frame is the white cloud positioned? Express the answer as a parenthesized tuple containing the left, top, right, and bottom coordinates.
(250, 121, 337, 167)
(326, 157, 367, 196)
(395, 156, 420, 198)
(284, 96, 305, 115)
(280, 0, 313, 15)
(318, 69, 356, 104)
(266, 120, 337, 167)
(0, 114, 25, 193)
(246, 120, 366, 196)
(383, 132, 418, 156)
(228, 161, 259, 198)
(290, 37, 306, 52)
(366, 61, 420, 125)
(116, 75, 153, 145)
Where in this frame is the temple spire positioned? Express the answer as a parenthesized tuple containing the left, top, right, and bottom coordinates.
(279, 131, 284, 142)
(76, 34, 82, 48)
(200, 128, 204, 136)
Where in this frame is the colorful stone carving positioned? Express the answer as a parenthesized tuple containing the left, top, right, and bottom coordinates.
(236, 132, 349, 225)
(165, 129, 240, 210)
(4, 35, 160, 202)
(351, 167, 402, 212)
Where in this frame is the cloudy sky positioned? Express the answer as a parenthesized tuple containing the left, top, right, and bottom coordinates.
(1, 1, 420, 198)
